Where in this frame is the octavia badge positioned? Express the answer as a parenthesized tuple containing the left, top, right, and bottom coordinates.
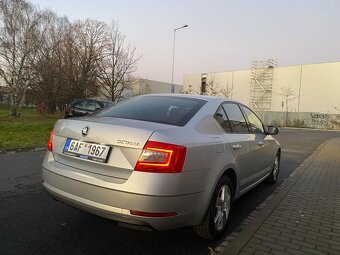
(81, 126, 90, 137)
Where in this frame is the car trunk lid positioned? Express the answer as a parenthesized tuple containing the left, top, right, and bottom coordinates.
(51, 117, 169, 180)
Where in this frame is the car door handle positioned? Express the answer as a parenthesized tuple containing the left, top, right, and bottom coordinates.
(232, 144, 242, 150)
(258, 141, 265, 146)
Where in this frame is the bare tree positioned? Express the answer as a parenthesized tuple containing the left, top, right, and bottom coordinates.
(280, 86, 296, 125)
(97, 21, 141, 102)
(29, 13, 72, 114)
(0, 0, 48, 116)
(203, 74, 233, 98)
(0, 2, 141, 115)
(72, 19, 108, 99)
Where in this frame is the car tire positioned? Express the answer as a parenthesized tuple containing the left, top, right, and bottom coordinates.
(194, 176, 233, 240)
(266, 153, 280, 184)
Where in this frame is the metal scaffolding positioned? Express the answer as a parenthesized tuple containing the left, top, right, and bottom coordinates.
(250, 59, 277, 111)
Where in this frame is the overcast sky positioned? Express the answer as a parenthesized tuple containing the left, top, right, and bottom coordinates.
(29, 0, 340, 84)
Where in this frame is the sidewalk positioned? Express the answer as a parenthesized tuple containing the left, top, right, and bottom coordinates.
(221, 138, 340, 255)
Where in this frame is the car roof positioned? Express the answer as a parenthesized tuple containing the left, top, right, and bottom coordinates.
(140, 93, 242, 104)
(72, 98, 112, 103)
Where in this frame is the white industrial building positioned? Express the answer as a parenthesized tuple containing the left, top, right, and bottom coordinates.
(100, 78, 183, 100)
(183, 60, 340, 114)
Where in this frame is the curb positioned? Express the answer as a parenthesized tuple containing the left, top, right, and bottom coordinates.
(0, 146, 46, 154)
(213, 140, 329, 255)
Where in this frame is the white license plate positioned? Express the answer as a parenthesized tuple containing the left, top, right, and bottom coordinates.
(63, 138, 111, 163)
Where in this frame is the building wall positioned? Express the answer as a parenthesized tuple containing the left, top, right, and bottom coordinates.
(256, 111, 340, 130)
(136, 79, 183, 95)
(183, 61, 340, 114)
(100, 79, 183, 101)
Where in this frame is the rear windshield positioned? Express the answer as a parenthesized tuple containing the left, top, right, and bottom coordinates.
(96, 96, 207, 126)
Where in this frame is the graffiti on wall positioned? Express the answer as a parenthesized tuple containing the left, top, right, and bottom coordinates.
(330, 115, 340, 129)
(310, 113, 329, 128)
(258, 111, 340, 130)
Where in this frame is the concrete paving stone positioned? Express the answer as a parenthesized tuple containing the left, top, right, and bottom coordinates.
(253, 233, 275, 243)
(304, 238, 330, 248)
(239, 252, 252, 255)
(276, 240, 301, 250)
(261, 241, 286, 251)
(310, 217, 334, 226)
(286, 248, 310, 255)
(295, 224, 322, 233)
(242, 246, 256, 254)
(286, 225, 307, 233)
(220, 139, 340, 255)
(245, 243, 271, 253)
(270, 250, 288, 255)
(255, 230, 268, 237)
(330, 225, 340, 231)
(271, 226, 293, 234)
(294, 230, 319, 240)
(330, 235, 340, 242)
(281, 232, 304, 241)
(306, 230, 330, 239)
(266, 233, 290, 242)
(265, 220, 285, 228)
(262, 223, 274, 229)
(301, 247, 328, 255)
(318, 237, 340, 246)
(279, 220, 300, 227)
(260, 227, 280, 236)
(249, 238, 262, 245)
(290, 239, 315, 249)
(330, 245, 340, 251)
(254, 251, 271, 255)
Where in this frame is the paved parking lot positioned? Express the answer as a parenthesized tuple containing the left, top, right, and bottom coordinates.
(1, 128, 339, 255)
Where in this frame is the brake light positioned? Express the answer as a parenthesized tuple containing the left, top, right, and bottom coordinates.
(48, 129, 54, 151)
(134, 141, 187, 173)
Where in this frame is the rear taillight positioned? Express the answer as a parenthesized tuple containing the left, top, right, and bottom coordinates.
(134, 141, 187, 173)
(47, 129, 54, 151)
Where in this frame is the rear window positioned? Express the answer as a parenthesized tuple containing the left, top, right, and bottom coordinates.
(96, 96, 207, 126)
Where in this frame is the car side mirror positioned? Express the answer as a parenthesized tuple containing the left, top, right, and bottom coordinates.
(266, 125, 279, 135)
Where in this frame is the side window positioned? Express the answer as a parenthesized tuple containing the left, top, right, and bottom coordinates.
(86, 101, 101, 111)
(73, 100, 87, 110)
(86, 101, 96, 111)
(215, 106, 232, 133)
(241, 105, 265, 134)
(222, 103, 249, 133)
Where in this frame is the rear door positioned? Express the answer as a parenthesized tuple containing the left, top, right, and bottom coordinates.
(219, 102, 270, 192)
(240, 105, 273, 178)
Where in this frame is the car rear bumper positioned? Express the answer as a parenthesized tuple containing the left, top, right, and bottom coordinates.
(42, 164, 210, 231)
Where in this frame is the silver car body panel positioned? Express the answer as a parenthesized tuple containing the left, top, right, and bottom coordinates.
(42, 94, 280, 230)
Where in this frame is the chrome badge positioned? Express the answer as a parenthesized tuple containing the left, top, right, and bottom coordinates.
(81, 126, 90, 137)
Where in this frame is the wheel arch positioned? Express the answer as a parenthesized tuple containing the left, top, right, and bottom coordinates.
(221, 168, 237, 200)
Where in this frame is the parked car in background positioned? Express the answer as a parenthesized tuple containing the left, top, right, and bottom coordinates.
(43, 94, 280, 240)
(64, 99, 114, 118)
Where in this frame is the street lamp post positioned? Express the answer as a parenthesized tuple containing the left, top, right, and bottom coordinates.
(171, 24, 188, 93)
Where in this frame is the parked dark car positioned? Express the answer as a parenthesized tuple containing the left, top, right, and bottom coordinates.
(64, 99, 114, 118)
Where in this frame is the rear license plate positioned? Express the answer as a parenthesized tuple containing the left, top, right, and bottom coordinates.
(63, 138, 111, 163)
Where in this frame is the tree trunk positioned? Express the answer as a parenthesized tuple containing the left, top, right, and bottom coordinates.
(10, 93, 23, 117)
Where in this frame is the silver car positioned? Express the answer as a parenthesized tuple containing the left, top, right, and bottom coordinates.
(42, 94, 280, 240)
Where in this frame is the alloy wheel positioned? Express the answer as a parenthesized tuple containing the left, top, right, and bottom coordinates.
(214, 185, 231, 231)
